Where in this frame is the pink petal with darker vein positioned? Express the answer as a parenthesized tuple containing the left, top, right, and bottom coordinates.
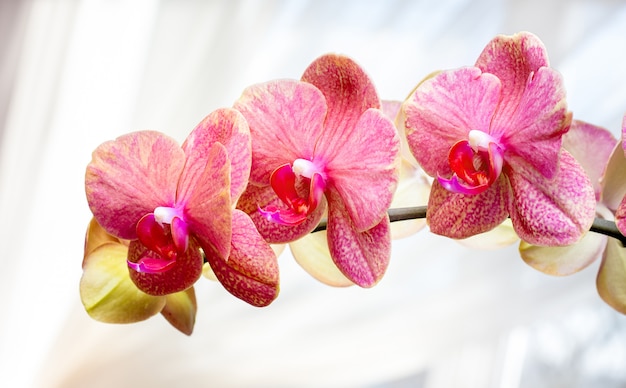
(85, 131, 184, 239)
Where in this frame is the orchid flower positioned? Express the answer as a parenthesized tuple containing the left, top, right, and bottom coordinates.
(85, 108, 279, 307)
(284, 100, 430, 287)
(81, 218, 197, 335)
(401, 31, 596, 245)
(234, 54, 400, 287)
(520, 118, 626, 314)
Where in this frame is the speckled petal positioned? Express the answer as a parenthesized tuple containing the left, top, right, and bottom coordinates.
(234, 80, 327, 184)
(85, 131, 184, 239)
(562, 120, 616, 200)
(326, 189, 391, 287)
(80, 242, 166, 323)
(205, 210, 279, 307)
(289, 231, 354, 287)
(597, 238, 626, 314)
(402, 67, 501, 177)
(179, 142, 232, 260)
(457, 219, 519, 249)
(427, 176, 510, 239)
(237, 182, 326, 244)
(160, 287, 197, 336)
(325, 108, 400, 231)
(520, 231, 606, 275)
(507, 149, 596, 245)
(183, 108, 251, 203)
(128, 236, 204, 296)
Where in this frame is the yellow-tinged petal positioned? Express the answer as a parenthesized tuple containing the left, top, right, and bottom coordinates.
(597, 238, 626, 314)
(458, 219, 519, 250)
(601, 140, 626, 211)
(80, 242, 166, 323)
(520, 231, 606, 276)
(290, 231, 354, 287)
(84, 217, 124, 262)
(161, 288, 197, 336)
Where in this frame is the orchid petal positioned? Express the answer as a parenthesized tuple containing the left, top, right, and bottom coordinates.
(160, 288, 197, 336)
(402, 67, 501, 177)
(520, 232, 606, 276)
(234, 80, 327, 184)
(181, 142, 232, 260)
(457, 219, 519, 249)
(326, 189, 391, 287)
(325, 108, 400, 231)
(237, 183, 326, 243)
(597, 238, 626, 314)
(601, 141, 626, 212)
(84, 217, 124, 264)
(507, 149, 596, 245)
(498, 67, 570, 179)
(289, 231, 354, 287)
(80, 242, 166, 323)
(427, 177, 510, 239)
(475, 32, 569, 179)
(562, 120, 616, 200)
(183, 108, 251, 203)
(475, 32, 548, 126)
(128, 236, 204, 296)
(301, 54, 380, 143)
(205, 210, 279, 307)
(386, 99, 421, 168)
(85, 131, 184, 239)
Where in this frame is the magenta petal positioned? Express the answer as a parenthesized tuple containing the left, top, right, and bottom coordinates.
(507, 150, 596, 245)
(301, 54, 380, 148)
(205, 210, 279, 307)
(128, 237, 203, 296)
(85, 131, 184, 239)
(171, 216, 189, 252)
(402, 67, 501, 177)
(562, 120, 616, 200)
(181, 142, 232, 260)
(234, 80, 327, 184)
(326, 189, 391, 287)
(182, 108, 252, 203)
(237, 183, 326, 243)
(258, 205, 308, 225)
(324, 108, 400, 231)
(427, 177, 510, 239)
(127, 256, 177, 274)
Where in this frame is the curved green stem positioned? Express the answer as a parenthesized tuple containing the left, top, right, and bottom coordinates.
(312, 206, 626, 246)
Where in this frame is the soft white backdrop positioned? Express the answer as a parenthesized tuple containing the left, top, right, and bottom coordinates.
(1, 1, 626, 387)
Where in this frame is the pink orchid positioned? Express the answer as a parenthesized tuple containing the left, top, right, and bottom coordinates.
(234, 54, 400, 287)
(85, 108, 279, 307)
(402, 31, 595, 245)
(520, 118, 626, 314)
(81, 218, 197, 335)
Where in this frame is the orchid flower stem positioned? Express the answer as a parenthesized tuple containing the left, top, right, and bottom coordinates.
(311, 206, 626, 246)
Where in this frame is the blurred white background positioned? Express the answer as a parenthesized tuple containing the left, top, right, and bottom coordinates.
(1, 0, 626, 387)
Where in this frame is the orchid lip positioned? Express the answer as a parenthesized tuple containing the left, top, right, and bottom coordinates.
(439, 132, 504, 195)
(260, 160, 327, 225)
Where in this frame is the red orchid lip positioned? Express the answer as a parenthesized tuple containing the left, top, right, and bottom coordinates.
(438, 132, 504, 195)
(259, 161, 327, 225)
